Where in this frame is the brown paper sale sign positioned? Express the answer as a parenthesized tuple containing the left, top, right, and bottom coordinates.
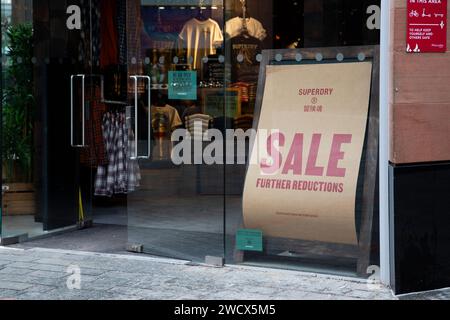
(243, 62, 373, 245)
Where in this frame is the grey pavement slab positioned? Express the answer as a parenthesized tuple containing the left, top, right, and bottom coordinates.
(0, 281, 33, 291)
(399, 288, 450, 300)
(0, 246, 396, 300)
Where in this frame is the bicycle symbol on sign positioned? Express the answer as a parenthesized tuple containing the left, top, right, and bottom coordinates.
(409, 10, 419, 18)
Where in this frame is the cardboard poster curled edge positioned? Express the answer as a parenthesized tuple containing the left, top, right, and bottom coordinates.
(243, 62, 373, 245)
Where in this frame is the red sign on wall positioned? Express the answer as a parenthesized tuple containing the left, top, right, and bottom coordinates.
(407, 0, 448, 53)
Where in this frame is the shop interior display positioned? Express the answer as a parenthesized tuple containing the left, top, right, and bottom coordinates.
(1, 0, 380, 279)
(74, 0, 265, 188)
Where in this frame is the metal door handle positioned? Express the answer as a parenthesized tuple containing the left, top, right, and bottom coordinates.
(71, 74, 86, 148)
(70, 74, 105, 148)
(130, 75, 151, 160)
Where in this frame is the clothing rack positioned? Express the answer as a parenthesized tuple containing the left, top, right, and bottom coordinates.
(87, 74, 128, 106)
(104, 99, 128, 106)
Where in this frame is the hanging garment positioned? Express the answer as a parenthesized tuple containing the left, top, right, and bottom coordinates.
(225, 17, 267, 41)
(112, 113, 127, 194)
(127, 128, 141, 193)
(185, 114, 212, 140)
(80, 86, 108, 168)
(78, 0, 101, 68)
(127, 0, 145, 94)
(182, 105, 203, 121)
(151, 104, 183, 161)
(117, 0, 127, 66)
(95, 112, 141, 197)
(100, 0, 119, 68)
(226, 34, 262, 83)
(178, 18, 224, 71)
(151, 104, 183, 139)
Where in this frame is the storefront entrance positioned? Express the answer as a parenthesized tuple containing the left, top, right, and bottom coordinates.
(1, 0, 381, 279)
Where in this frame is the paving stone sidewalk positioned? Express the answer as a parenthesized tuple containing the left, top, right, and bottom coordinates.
(0, 246, 396, 300)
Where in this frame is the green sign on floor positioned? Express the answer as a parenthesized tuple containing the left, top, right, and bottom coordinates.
(236, 229, 263, 252)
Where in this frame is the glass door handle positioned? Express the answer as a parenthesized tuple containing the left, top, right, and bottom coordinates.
(70, 74, 105, 148)
(70, 74, 86, 148)
(130, 75, 152, 160)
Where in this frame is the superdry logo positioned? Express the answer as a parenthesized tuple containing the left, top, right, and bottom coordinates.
(299, 88, 334, 96)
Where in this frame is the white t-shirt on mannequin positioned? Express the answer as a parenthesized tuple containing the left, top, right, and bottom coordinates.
(225, 17, 267, 41)
(179, 18, 224, 70)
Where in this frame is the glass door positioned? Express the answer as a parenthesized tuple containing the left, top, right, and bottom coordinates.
(1, 0, 94, 240)
(126, 1, 226, 263)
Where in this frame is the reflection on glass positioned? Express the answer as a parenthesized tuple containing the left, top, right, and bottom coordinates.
(1, 1, 42, 239)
